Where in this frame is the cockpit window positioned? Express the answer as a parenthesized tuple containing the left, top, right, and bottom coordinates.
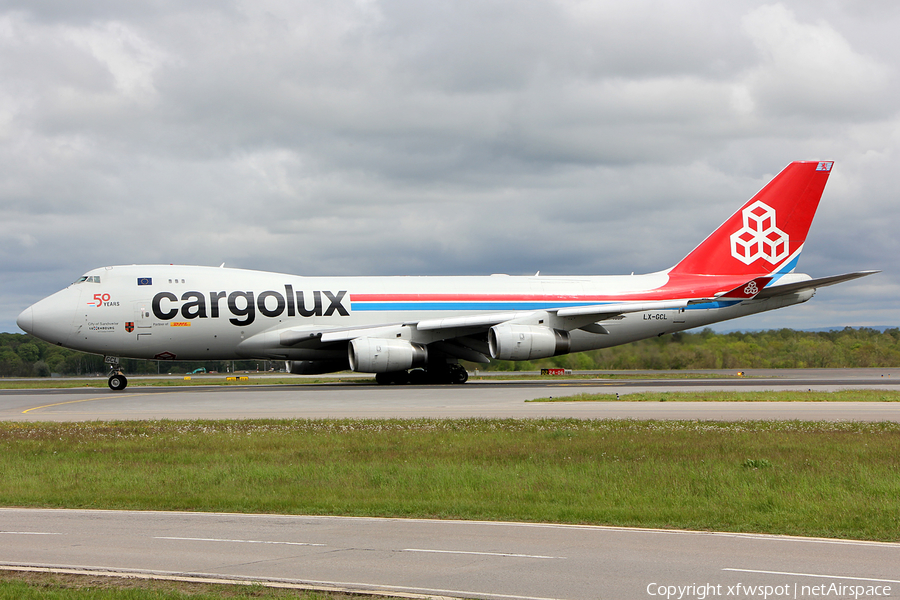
(73, 275, 101, 284)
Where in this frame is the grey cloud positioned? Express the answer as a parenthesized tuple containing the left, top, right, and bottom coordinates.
(739, 4, 892, 119)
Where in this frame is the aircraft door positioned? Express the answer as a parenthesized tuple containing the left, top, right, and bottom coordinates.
(133, 301, 153, 341)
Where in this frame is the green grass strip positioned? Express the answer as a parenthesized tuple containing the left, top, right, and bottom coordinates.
(1, 419, 898, 541)
(529, 389, 900, 402)
(0, 570, 379, 599)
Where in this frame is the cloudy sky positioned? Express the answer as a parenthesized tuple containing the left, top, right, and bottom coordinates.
(1, 0, 897, 334)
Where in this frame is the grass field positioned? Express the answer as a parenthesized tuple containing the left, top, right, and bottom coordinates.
(0, 570, 380, 599)
(1, 418, 898, 541)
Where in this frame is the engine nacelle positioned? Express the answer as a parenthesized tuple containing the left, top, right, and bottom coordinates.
(348, 337, 428, 373)
(488, 324, 570, 361)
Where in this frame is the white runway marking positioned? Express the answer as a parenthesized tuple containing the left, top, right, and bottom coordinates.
(0, 531, 61, 535)
(155, 536, 324, 547)
(402, 548, 564, 559)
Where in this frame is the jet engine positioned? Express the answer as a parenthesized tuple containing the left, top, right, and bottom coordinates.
(488, 323, 570, 361)
(348, 337, 428, 373)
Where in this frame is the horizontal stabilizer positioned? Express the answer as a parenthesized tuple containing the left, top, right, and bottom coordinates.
(755, 271, 879, 299)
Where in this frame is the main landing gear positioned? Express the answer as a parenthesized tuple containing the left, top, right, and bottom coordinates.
(375, 363, 469, 385)
(105, 356, 128, 391)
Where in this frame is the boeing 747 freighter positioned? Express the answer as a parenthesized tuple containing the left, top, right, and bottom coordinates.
(17, 161, 876, 389)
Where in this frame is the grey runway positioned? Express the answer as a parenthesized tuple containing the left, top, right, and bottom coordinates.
(2, 368, 900, 421)
(1, 509, 898, 600)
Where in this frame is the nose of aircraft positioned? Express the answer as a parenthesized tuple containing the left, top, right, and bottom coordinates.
(16, 305, 34, 334)
(17, 288, 80, 345)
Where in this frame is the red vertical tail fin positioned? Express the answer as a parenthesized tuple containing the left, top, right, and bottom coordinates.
(670, 161, 833, 277)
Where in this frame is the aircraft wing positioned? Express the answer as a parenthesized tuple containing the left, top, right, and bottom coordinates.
(275, 298, 698, 345)
(551, 299, 696, 320)
(280, 323, 406, 345)
(409, 299, 697, 331)
(266, 300, 672, 342)
(276, 293, 748, 347)
(755, 271, 879, 299)
(252, 272, 879, 358)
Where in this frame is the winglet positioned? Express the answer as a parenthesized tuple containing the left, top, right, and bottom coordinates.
(670, 161, 833, 277)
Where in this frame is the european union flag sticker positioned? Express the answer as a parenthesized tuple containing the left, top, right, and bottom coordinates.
(137, 277, 152, 286)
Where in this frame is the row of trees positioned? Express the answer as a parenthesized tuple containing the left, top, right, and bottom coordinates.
(487, 327, 900, 371)
(1, 327, 899, 377)
(0, 333, 266, 377)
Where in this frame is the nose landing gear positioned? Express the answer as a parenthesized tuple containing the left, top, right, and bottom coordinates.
(105, 356, 128, 391)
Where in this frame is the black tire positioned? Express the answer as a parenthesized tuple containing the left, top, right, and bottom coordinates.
(450, 364, 468, 384)
(108, 374, 128, 391)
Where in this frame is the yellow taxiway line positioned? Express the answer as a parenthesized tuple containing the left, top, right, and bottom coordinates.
(21, 394, 145, 414)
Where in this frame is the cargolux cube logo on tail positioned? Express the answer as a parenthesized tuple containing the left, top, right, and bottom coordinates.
(730, 201, 789, 265)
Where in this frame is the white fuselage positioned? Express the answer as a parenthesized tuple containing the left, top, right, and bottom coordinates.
(20, 264, 812, 363)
